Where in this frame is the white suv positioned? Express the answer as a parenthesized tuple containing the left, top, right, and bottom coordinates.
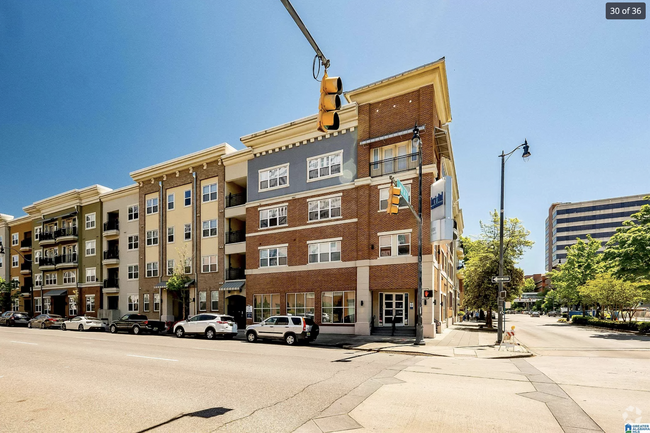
(245, 315, 319, 345)
(174, 314, 238, 340)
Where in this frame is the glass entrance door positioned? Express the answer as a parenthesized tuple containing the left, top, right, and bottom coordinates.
(382, 293, 406, 326)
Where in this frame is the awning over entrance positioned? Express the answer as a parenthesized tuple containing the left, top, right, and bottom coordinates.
(219, 281, 245, 291)
(43, 289, 68, 297)
(154, 281, 168, 289)
(184, 279, 195, 288)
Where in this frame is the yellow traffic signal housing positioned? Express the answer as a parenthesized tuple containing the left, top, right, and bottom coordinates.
(317, 72, 342, 132)
(386, 185, 401, 214)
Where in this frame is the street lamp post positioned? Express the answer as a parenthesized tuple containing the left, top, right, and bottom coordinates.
(0, 241, 34, 317)
(412, 125, 424, 345)
(497, 140, 530, 344)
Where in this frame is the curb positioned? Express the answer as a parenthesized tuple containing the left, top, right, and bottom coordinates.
(340, 344, 535, 359)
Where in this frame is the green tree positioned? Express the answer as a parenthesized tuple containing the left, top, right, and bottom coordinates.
(603, 197, 650, 290)
(522, 277, 537, 293)
(578, 273, 647, 322)
(0, 278, 12, 312)
(461, 211, 533, 327)
(165, 247, 193, 320)
(542, 289, 558, 312)
(548, 235, 602, 315)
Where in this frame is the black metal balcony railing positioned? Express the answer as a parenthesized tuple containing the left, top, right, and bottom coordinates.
(20, 238, 32, 249)
(103, 278, 119, 289)
(369, 153, 419, 177)
(55, 253, 78, 265)
(103, 220, 119, 232)
(40, 231, 55, 242)
(225, 192, 246, 208)
(20, 285, 32, 294)
(55, 226, 78, 239)
(225, 267, 245, 280)
(39, 257, 56, 267)
(225, 230, 245, 244)
(21, 262, 32, 272)
(103, 249, 119, 260)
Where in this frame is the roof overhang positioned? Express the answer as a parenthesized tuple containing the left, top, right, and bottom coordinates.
(219, 281, 245, 291)
(44, 289, 68, 297)
(23, 185, 112, 217)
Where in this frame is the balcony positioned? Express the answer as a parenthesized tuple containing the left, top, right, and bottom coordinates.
(20, 262, 32, 275)
(55, 226, 78, 243)
(20, 238, 32, 251)
(369, 153, 419, 178)
(103, 249, 120, 266)
(225, 230, 245, 244)
(20, 285, 32, 297)
(55, 253, 78, 269)
(39, 257, 56, 270)
(103, 278, 119, 293)
(226, 192, 246, 208)
(225, 267, 245, 280)
(103, 220, 120, 237)
(39, 231, 56, 246)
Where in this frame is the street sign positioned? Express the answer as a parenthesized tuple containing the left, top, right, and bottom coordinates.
(394, 178, 410, 203)
(492, 276, 511, 283)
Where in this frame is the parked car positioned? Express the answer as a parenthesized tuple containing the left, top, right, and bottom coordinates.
(109, 314, 166, 335)
(245, 315, 319, 345)
(547, 311, 558, 317)
(173, 314, 238, 339)
(0, 311, 31, 327)
(62, 316, 107, 332)
(29, 314, 64, 329)
(531, 311, 540, 317)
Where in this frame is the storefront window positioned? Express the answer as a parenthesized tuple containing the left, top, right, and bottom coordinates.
(321, 291, 355, 323)
(287, 293, 315, 317)
(253, 294, 280, 322)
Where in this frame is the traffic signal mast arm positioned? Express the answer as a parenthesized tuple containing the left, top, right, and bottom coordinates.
(388, 176, 421, 223)
(280, 0, 330, 70)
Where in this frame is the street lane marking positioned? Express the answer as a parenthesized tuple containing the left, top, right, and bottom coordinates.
(127, 354, 178, 362)
(10, 341, 38, 345)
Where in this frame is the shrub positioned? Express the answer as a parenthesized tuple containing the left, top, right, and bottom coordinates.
(638, 322, 650, 334)
(571, 316, 593, 325)
(557, 318, 567, 323)
(572, 317, 640, 331)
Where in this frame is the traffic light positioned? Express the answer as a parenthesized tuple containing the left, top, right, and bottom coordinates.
(386, 185, 401, 214)
(423, 290, 433, 298)
(317, 72, 342, 132)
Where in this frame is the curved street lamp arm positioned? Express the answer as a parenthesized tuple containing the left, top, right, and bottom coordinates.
(0, 243, 33, 262)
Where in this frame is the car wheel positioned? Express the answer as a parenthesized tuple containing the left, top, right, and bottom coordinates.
(285, 333, 297, 346)
(79, 325, 84, 332)
(175, 327, 185, 338)
(246, 331, 257, 343)
(40, 323, 46, 329)
(133, 326, 141, 335)
(28, 322, 32, 329)
(205, 328, 216, 340)
(62, 324, 67, 331)
(110, 325, 117, 334)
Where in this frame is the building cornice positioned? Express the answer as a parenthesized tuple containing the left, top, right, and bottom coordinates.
(129, 143, 236, 182)
(23, 185, 111, 217)
(344, 58, 452, 125)
(100, 184, 139, 202)
(8, 215, 37, 227)
(221, 147, 253, 166)
(240, 104, 358, 154)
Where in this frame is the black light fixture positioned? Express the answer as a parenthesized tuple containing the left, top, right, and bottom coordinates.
(0, 242, 4, 255)
(522, 139, 531, 159)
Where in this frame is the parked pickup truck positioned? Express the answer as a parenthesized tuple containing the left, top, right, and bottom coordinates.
(109, 314, 166, 335)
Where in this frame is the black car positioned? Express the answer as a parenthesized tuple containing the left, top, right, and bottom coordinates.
(109, 314, 166, 335)
(0, 311, 31, 327)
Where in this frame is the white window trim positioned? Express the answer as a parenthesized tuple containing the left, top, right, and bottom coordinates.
(198, 291, 207, 311)
(202, 220, 217, 238)
(86, 295, 95, 312)
(128, 204, 139, 221)
(259, 245, 288, 268)
(167, 226, 175, 244)
(12, 233, 19, 246)
(127, 264, 139, 280)
(306, 150, 343, 183)
(259, 205, 288, 230)
(377, 229, 413, 237)
(378, 232, 411, 258)
(167, 193, 175, 211)
(146, 197, 159, 215)
(86, 267, 97, 283)
(85, 213, 96, 229)
(146, 262, 159, 278)
(12, 255, 19, 268)
(202, 183, 218, 203)
(127, 234, 139, 250)
(258, 202, 289, 212)
(306, 237, 343, 244)
(143, 293, 150, 312)
(201, 255, 218, 273)
(308, 240, 342, 264)
(307, 195, 342, 223)
(258, 163, 290, 192)
(85, 240, 96, 257)
(146, 230, 159, 246)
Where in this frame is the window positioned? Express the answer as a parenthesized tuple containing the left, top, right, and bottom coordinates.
(85, 240, 96, 256)
(253, 294, 280, 322)
(259, 206, 287, 229)
(0, 256, 3, 268)
(379, 233, 411, 257)
(202, 255, 217, 273)
(86, 268, 96, 283)
(167, 193, 175, 210)
(128, 264, 139, 280)
(45, 273, 57, 285)
(184, 190, 192, 206)
(379, 184, 411, 210)
(44, 298, 51, 314)
(128, 205, 139, 221)
(146, 262, 159, 278)
(13, 298, 19, 311)
(184, 224, 192, 241)
(63, 271, 76, 284)
(12, 255, 18, 268)
(128, 235, 139, 250)
(153, 293, 160, 312)
(34, 227, 41, 241)
(167, 227, 175, 243)
(35, 297, 42, 313)
(143, 294, 150, 312)
(34, 250, 41, 264)
(202, 220, 217, 238)
(260, 246, 287, 268)
(322, 291, 356, 323)
(85, 295, 95, 312)
(308, 197, 341, 221)
(308, 151, 342, 180)
(167, 259, 174, 276)
(146, 230, 159, 246)
(69, 297, 77, 316)
(11, 277, 19, 289)
(85, 213, 96, 229)
(259, 164, 288, 191)
(287, 292, 315, 317)
(184, 259, 192, 274)
(146, 197, 159, 215)
(128, 294, 139, 312)
(202, 183, 217, 202)
(210, 291, 219, 311)
(198, 291, 207, 311)
(12, 233, 18, 246)
(308, 240, 341, 263)
(35, 274, 43, 286)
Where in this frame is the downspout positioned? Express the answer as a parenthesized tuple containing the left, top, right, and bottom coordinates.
(159, 181, 163, 322)
(193, 172, 197, 316)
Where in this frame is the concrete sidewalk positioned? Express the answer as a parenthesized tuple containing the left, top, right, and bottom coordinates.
(310, 322, 532, 359)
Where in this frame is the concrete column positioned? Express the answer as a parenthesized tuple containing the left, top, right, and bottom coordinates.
(355, 264, 371, 335)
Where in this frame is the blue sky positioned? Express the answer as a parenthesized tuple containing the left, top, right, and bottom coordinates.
(1, 1, 648, 274)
